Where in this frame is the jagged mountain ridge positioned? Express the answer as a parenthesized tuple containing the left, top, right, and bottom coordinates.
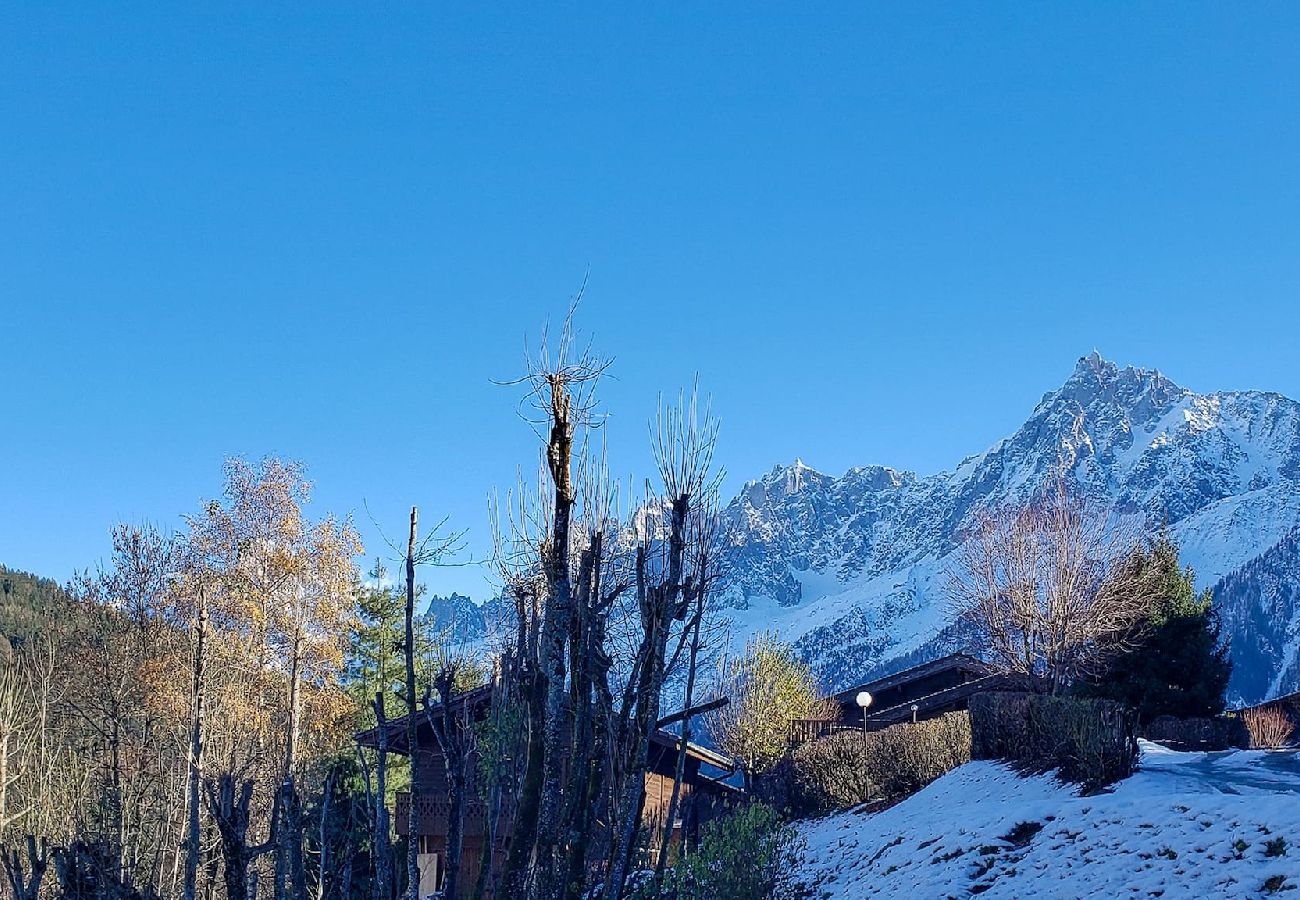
(715, 353, 1300, 704)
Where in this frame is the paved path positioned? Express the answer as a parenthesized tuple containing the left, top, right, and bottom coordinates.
(1139, 742, 1300, 795)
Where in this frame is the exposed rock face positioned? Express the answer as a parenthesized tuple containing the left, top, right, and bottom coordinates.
(715, 353, 1300, 703)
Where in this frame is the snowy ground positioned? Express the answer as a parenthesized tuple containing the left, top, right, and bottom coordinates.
(796, 741, 1300, 899)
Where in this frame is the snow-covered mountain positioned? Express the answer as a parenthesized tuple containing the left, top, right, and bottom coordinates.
(716, 353, 1300, 704)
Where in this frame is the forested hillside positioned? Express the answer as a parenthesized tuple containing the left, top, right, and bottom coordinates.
(0, 564, 76, 660)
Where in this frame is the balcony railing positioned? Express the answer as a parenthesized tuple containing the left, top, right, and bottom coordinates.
(787, 718, 850, 746)
(395, 792, 490, 837)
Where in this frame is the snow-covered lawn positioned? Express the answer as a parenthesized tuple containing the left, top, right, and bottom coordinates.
(796, 741, 1300, 898)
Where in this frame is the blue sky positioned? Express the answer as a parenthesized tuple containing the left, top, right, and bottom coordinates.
(4, 4, 1299, 599)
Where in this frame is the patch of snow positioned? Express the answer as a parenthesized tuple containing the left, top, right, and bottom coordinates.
(796, 743, 1300, 898)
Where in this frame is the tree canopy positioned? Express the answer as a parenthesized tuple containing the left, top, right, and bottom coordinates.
(1076, 537, 1232, 723)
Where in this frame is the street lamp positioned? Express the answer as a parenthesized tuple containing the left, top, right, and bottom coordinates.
(856, 691, 873, 741)
(910, 703, 919, 724)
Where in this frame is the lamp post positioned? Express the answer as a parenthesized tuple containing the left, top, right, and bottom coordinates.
(910, 703, 919, 724)
(856, 691, 873, 743)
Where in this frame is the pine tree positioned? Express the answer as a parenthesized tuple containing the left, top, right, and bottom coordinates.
(346, 560, 411, 719)
(1078, 537, 1232, 723)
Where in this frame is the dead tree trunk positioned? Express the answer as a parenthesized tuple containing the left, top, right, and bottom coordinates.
(183, 584, 208, 900)
(404, 507, 422, 900)
(371, 694, 393, 900)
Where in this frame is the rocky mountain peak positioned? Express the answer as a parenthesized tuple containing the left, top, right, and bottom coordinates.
(1044, 353, 1188, 427)
(715, 355, 1300, 704)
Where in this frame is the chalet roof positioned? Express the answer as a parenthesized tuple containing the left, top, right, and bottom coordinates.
(832, 653, 991, 708)
(1237, 690, 1300, 714)
(862, 672, 1028, 728)
(354, 682, 734, 773)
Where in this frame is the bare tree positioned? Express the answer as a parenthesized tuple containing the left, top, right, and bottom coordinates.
(422, 664, 475, 900)
(485, 305, 731, 900)
(948, 480, 1157, 694)
(368, 694, 392, 900)
(366, 503, 465, 900)
(605, 390, 720, 897)
(403, 508, 421, 900)
(204, 774, 276, 900)
(1, 835, 49, 900)
(653, 500, 725, 886)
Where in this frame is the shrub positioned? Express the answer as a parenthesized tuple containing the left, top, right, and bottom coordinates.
(1140, 715, 1247, 751)
(970, 692, 1137, 790)
(636, 801, 810, 900)
(789, 711, 971, 813)
(1242, 705, 1296, 749)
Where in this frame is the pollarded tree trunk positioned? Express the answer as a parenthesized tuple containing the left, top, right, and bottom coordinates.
(206, 774, 274, 900)
(607, 495, 690, 897)
(654, 598, 704, 884)
(425, 668, 470, 900)
(532, 378, 579, 900)
(498, 661, 544, 899)
(1, 835, 50, 900)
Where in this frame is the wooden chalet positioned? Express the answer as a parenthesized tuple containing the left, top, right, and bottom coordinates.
(791, 653, 1026, 744)
(355, 683, 738, 899)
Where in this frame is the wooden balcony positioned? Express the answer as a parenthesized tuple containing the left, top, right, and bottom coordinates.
(395, 791, 490, 837)
(788, 718, 851, 746)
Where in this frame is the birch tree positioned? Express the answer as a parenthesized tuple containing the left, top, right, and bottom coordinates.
(947, 479, 1158, 694)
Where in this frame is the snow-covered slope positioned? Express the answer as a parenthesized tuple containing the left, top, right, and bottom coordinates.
(797, 743, 1300, 899)
(716, 354, 1300, 703)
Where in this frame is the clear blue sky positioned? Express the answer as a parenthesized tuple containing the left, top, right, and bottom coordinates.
(4, 4, 1299, 599)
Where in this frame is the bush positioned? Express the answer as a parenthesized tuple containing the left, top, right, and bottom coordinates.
(1242, 705, 1297, 749)
(970, 692, 1136, 790)
(789, 711, 971, 813)
(635, 801, 810, 900)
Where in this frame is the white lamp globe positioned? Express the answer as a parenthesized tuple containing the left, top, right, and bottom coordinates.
(855, 691, 873, 709)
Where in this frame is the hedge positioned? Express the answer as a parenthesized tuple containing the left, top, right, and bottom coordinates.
(788, 711, 971, 814)
(1141, 714, 1247, 751)
(969, 692, 1136, 790)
